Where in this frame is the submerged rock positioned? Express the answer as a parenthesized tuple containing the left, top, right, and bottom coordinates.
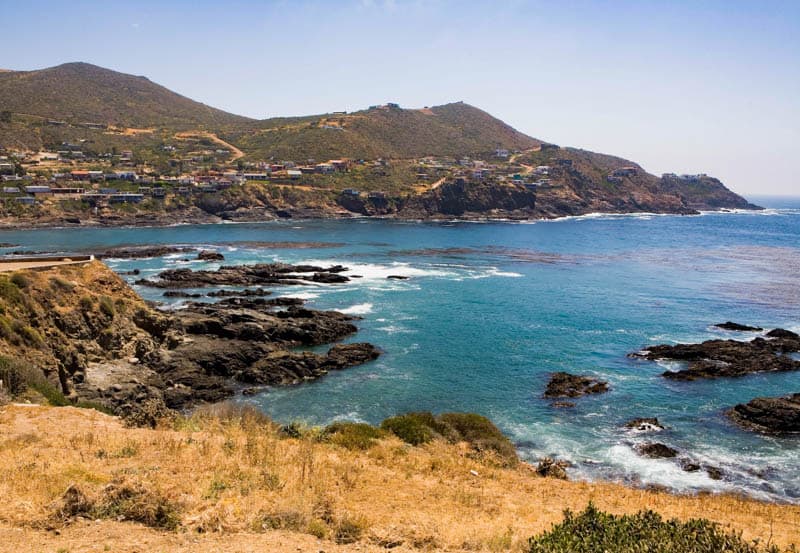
(624, 418, 665, 432)
(636, 442, 678, 459)
(714, 322, 763, 332)
(197, 250, 225, 261)
(728, 393, 800, 434)
(544, 372, 609, 398)
(632, 328, 800, 380)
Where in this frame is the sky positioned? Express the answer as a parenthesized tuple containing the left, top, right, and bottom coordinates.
(1, 0, 798, 196)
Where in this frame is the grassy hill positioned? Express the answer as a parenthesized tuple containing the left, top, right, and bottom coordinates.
(221, 102, 540, 160)
(0, 62, 251, 129)
(0, 63, 538, 160)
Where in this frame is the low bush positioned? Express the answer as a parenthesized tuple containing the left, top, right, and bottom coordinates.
(438, 412, 518, 466)
(0, 355, 38, 395)
(49, 276, 76, 292)
(0, 276, 22, 303)
(91, 480, 181, 530)
(98, 295, 115, 318)
(322, 422, 386, 451)
(380, 412, 438, 445)
(78, 295, 95, 311)
(527, 503, 782, 553)
(381, 411, 518, 466)
(334, 513, 368, 544)
(10, 272, 30, 289)
(11, 320, 44, 348)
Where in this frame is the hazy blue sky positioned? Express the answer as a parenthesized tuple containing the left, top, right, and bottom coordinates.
(1, 0, 798, 196)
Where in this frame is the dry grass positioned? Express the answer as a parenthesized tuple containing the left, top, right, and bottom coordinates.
(0, 404, 798, 552)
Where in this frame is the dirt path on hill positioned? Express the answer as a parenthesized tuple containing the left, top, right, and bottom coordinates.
(175, 131, 245, 161)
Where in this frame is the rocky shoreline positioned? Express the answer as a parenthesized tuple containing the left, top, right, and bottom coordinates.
(0, 202, 763, 231)
(0, 259, 382, 426)
(633, 324, 800, 434)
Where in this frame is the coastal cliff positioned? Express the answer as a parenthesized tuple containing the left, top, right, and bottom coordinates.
(0, 260, 379, 422)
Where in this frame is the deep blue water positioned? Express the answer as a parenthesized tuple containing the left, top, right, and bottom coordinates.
(2, 196, 798, 502)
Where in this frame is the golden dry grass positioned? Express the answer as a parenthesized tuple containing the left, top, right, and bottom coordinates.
(0, 404, 798, 552)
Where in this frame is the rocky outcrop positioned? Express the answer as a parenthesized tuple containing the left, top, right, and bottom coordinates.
(197, 250, 225, 261)
(136, 262, 350, 288)
(728, 393, 800, 434)
(543, 372, 609, 398)
(636, 443, 678, 459)
(400, 180, 536, 218)
(97, 245, 196, 259)
(535, 458, 569, 479)
(632, 328, 800, 380)
(0, 261, 380, 421)
(714, 322, 763, 332)
(624, 418, 665, 432)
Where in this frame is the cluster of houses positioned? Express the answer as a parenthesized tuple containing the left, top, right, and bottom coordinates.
(661, 173, 708, 181)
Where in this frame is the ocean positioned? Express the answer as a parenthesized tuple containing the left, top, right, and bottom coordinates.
(2, 196, 798, 502)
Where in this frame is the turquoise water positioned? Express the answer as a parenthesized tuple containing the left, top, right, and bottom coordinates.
(2, 197, 799, 502)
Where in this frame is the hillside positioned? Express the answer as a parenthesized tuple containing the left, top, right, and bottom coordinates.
(223, 102, 540, 160)
(0, 62, 758, 221)
(0, 62, 251, 129)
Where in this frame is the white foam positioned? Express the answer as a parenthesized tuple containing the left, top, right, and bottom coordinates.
(277, 291, 320, 300)
(339, 303, 373, 315)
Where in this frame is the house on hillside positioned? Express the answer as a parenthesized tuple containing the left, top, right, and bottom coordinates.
(495, 148, 510, 159)
(24, 185, 52, 196)
(611, 167, 637, 178)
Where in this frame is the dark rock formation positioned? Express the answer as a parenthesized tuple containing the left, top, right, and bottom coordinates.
(728, 393, 800, 433)
(636, 443, 678, 459)
(135, 262, 351, 288)
(197, 250, 225, 261)
(387, 275, 410, 280)
(624, 418, 665, 432)
(714, 322, 763, 332)
(97, 245, 196, 259)
(163, 291, 202, 298)
(207, 288, 271, 297)
(544, 372, 609, 398)
(400, 180, 536, 218)
(632, 329, 800, 380)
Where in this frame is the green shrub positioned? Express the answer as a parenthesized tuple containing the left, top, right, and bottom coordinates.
(10, 272, 30, 289)
(78, 295, 95, 311)
(380, 412, 438, 445)
(438, 412, 518, 466)
(11, 320, 44, 348)
(380, 411, 518, 466)
(0, 355, 38, 395)
(322, 422, 386, 451)
(49, 276, 76, 292)
(0, 276, 22, 303)
(527, 503, 781, 553)
(29, 379, 69, 406)
(0, 315, 17, 343)
(98, 295, 115, 318)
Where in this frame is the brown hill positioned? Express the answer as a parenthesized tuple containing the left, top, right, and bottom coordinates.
(0, 62, 251, 129)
